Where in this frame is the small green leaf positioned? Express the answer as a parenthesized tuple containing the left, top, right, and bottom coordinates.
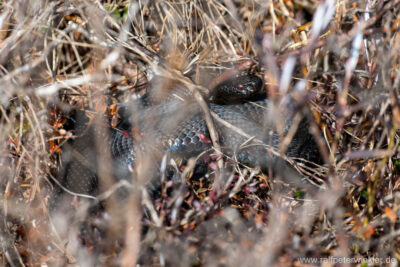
(122, 4, 130, 22)
(294, 190, 305, 198)
(361, 190, 368, 197)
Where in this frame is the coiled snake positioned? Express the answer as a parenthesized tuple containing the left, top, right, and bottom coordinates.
(55, 75, 320, 198)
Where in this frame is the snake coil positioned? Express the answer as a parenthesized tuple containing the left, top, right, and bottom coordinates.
(54, 75, 321, 199)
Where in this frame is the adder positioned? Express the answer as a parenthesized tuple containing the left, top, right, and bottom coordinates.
(54, 75, 321, 198)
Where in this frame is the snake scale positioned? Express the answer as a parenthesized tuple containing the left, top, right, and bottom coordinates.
(54, 75, 321, 198)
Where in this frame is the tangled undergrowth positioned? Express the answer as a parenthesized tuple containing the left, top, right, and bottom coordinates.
(1, 0, 400, 266)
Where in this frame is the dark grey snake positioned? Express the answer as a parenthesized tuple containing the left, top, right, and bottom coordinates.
(54, 75, 321, 198)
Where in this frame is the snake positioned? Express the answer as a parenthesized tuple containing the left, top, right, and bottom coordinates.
(54, 75, 321, 198)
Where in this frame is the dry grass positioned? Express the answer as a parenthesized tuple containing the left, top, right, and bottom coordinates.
(1, 0, 400, 266)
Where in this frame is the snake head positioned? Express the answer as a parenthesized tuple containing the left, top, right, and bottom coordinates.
(211, 75, 265, 104)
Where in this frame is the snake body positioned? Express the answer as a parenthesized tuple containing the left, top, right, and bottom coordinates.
(55, 75, 320, 197)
